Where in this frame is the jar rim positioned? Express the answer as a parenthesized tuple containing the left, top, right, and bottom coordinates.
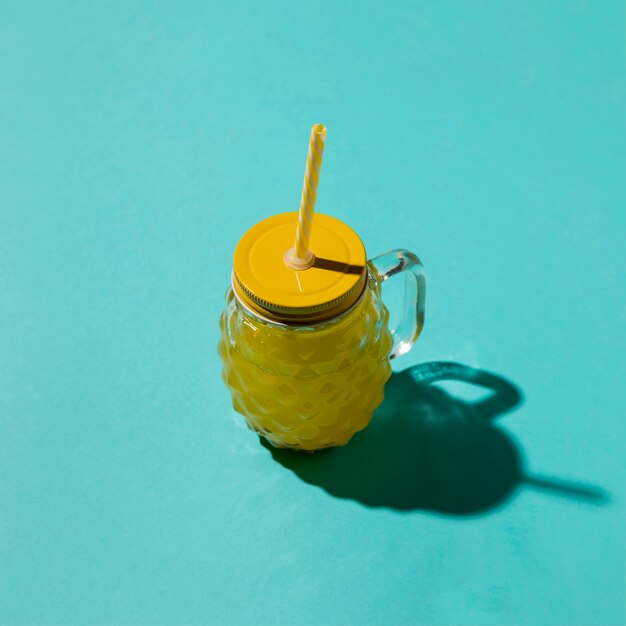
(230, 266, 374, 330)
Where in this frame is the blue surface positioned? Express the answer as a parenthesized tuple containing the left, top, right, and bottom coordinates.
(1, 1, 625, 624)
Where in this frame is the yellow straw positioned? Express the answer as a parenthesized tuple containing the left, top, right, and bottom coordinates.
(289, 124, 326, 268)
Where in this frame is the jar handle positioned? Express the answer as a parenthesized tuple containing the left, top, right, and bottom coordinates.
(369, 250, 426, 360)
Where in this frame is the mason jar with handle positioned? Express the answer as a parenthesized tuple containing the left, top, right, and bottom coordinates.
(218, 211, 425, 452)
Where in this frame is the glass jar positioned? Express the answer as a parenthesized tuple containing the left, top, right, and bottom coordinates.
(219, 248, 426, 451)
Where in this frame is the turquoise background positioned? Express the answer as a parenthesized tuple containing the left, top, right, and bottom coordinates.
(1, 1, 625, 624)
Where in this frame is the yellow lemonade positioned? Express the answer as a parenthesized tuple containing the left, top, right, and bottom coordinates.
(218, 266, 394, 451)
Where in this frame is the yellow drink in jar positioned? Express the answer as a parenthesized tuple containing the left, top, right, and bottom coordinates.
(219, 124, 424, 452)
(219, 264, 394, 451)
(218, 212, 425, 452)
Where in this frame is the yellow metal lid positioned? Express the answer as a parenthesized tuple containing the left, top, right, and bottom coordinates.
(232, 212, 367, 324)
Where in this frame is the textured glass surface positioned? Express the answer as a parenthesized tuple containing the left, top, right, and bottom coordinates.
(218, 265, 394, 451)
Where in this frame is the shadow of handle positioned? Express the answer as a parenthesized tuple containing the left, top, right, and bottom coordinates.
(407, 361, 523, 421)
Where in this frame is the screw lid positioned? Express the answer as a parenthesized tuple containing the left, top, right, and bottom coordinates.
(232, 212, 367, 324)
